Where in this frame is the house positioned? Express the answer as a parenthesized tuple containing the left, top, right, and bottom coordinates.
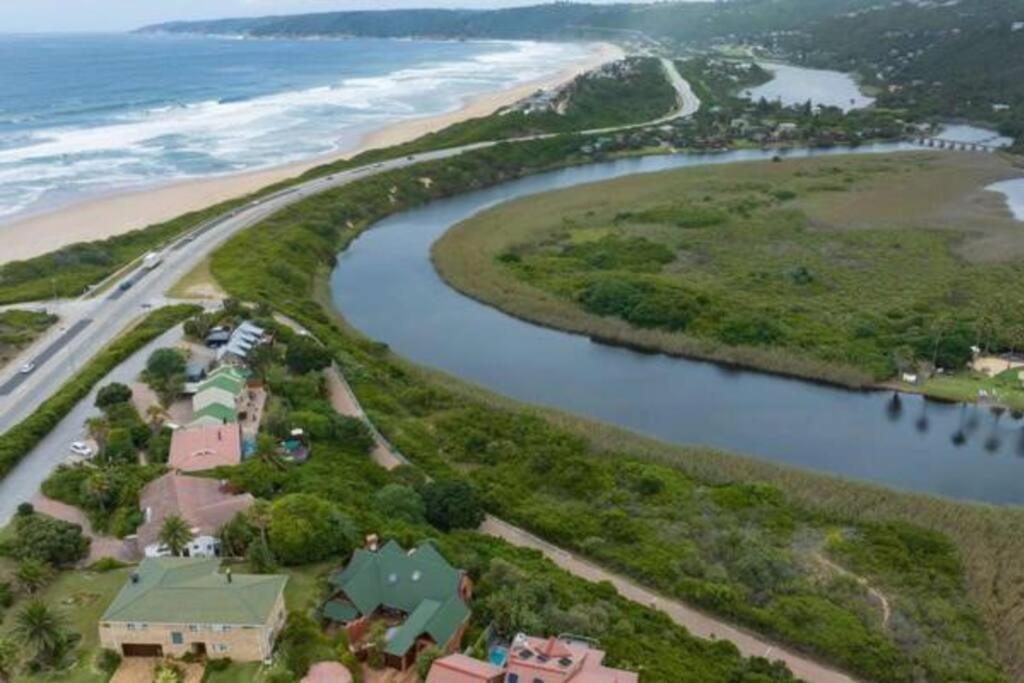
(324, 539, 472, 671)
(185, 360, 209, 383)
(216, 321, 269, 364)
(99, 557, 287, 661)
(169, 423, 242, 472)
(426, 654, 503, 683)
(302, 662, 354, 683)
(427, 635, 639, 683)
(504, 634, 638, 683)
(204, 327, 232, 348)
(190, 366, 247, 427)
(137, 473, 253, 557)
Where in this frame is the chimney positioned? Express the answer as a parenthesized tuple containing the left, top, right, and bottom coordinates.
(365, 534, 379, 552)
(226, 568, 233, 584)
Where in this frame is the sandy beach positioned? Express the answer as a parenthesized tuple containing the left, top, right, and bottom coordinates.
(0, 41, 623, 265)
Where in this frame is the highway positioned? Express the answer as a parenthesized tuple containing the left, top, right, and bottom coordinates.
(0, 57, 699, 438)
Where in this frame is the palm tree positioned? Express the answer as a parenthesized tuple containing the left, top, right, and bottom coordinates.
(158, 515, 194, 557)
(0, 637, 19, 683)
(145, 404, 169, 433)
(13, 600, 67, 667)
(82, 471, 112, 513)
(15, 559, 52, 595)
(86, 417, 110, 455)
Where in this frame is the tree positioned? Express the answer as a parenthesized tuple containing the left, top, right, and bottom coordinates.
(422, 480, 484, 531)
(13, 600, 67, 667)
(367, 621, 388, 669)
(145, 404, 169, 433)
(0, 637, 18, 683)
(9, 515, 89, 566)
(95, 382, 133, 410)
(82, 471, 113, 513)
(246, 536, 278, 574)
(416, 645, 443, 681)
(143, 348, 187, 405)
(86, 417, 110, 454)
(217, 513, 254, 558)
(267, 494, 358, 565)
(373, 484, 425, 524)
(158, 515, 194, 556)
(15, 560, 53, 595)
(284, 336, 331, 375)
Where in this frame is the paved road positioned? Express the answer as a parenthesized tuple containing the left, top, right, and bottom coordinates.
(0, 325, 183, 526)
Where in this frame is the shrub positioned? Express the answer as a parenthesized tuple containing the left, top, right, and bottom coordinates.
(7, 514, 89, 566)
(94, 649, 121, 676)
(373, 484, 426, 524)
(268, 493, 359, 565)
(95, 382, 133, 409)
(285, 335, 332, 374)
(422, 480, 484, 531)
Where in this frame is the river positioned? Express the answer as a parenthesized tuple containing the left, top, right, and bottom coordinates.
(330, 146, 1024, 505)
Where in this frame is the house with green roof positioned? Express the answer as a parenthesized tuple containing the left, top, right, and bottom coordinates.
(324, 540, 472, 671)
(190, 366, 249, 428)
(99, 557, 287, 661)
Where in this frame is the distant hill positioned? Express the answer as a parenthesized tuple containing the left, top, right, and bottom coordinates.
(141, 0, 1022, 146)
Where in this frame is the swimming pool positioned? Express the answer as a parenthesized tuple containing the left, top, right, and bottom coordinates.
(488, 645, 508, 667)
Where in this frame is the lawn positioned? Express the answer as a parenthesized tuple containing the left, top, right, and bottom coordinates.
(0, 566, 133, 683)
(433, 151, 1024, 389)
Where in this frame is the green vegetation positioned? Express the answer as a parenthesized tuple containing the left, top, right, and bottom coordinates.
(0, 304, 199, 481)
(0, 310, 57, 369)
(435, 152, 1024, 388)
(42, 390, 166, 537)
(354, 57, 677, 156)
(204, 140, 1011, 682)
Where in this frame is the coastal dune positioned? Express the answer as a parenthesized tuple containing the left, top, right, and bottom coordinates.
(0, 41, 623, 265)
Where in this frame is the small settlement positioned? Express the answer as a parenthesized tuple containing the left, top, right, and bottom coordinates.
(9, 304, 640, 682)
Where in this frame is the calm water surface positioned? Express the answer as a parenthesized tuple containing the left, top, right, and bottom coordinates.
(987, 178, 1024, 221)
(331, 146, 1024, 505)
(743, 62, 874, 112)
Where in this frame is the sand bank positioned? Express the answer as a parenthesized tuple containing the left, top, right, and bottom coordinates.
(0, 42, 623, 265)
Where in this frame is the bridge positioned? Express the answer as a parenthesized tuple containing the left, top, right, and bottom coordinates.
(915, 137, 1003, 153)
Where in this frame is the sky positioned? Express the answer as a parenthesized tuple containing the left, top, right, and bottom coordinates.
(0, 0, 612, 33)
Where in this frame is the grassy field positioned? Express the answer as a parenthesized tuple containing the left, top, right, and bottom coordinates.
(433, 152, 1024, 391)
(0, 310, 57, 370)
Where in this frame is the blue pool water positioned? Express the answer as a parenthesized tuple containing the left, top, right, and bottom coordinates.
(488, 645, 508, 667)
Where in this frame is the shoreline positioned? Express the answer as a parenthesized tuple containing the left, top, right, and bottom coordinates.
(0, 40, 624, 266)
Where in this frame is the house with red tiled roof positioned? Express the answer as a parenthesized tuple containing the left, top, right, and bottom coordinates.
(504, 635, 638, 683)
(137, 473, 253, 558)
(168, 423, 242, 472)
(428, 635, 638, 683)
(426, 654, 503, 683)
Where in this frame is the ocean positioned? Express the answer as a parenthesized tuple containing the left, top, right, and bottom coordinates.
(0, 33, 590, 220)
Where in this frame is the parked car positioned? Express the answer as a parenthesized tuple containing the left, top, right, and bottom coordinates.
(70, 442, 93, 457)
(19, 362, 35, 374)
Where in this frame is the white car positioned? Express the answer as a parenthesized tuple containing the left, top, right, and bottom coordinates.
(19, 362, 35, 374)
(70, 442, 93, 457)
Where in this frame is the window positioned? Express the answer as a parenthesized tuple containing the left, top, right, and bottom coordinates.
(171, 632, 183, 645)
(212, 625, 232, 634)
(507, 675, 518, 683)
(126, 623, 147, 632)
(188, 624, 201, 633)
(213, 643, 230, 653)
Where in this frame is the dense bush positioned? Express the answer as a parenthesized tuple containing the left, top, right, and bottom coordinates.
(94, 383, 133, 409)
(422, 480, 485, 531)
(2, 514, 89, 567)
(267, 493, 359, 565)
